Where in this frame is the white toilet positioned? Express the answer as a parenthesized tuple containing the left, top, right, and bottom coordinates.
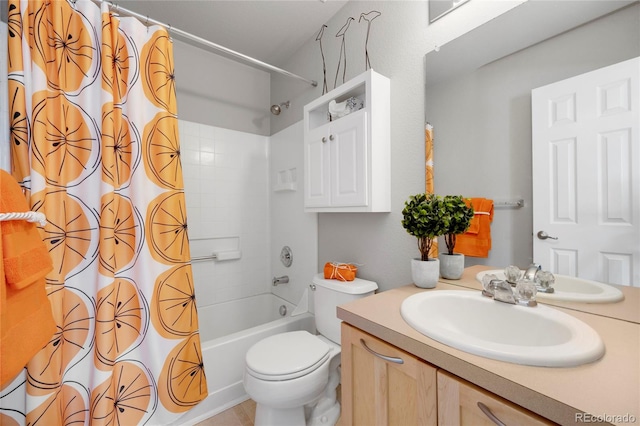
(243, 273, 377, 426)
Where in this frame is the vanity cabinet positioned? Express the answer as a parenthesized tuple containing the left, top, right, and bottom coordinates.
(303, 69, 390, 212)
(437, 370, 554, 426)
(340, 323, 554, 426)
(340, 323, 437, 426)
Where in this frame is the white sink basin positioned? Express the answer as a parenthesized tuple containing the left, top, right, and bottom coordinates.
(476, 270, 624, 303)
(401, 290, 605, 367)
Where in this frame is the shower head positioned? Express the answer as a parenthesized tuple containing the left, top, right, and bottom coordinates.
(270, 101, 290, 115)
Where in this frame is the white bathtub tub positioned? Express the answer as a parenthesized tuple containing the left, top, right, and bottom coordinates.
(172, 293, 315, 425)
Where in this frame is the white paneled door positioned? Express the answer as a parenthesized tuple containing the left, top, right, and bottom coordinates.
(532, 57, 640, 286)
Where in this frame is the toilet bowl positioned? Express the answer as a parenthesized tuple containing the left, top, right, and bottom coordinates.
(243, 274, 377, 426)
(244, 331, 341, 425)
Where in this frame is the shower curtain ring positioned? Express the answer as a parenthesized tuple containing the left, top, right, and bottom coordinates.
(109, 2, 119, 17)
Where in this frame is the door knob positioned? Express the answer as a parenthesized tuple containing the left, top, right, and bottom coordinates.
(537, 231, 558, 240)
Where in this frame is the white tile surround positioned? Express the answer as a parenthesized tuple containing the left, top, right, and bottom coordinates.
(179, 120, 271, 308)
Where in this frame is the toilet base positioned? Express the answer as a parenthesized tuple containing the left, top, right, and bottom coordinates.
(255, 404, 305, 426)
(308, 362, 341, 426)
(254, 398, 340, 426)
(308, 401, 340, 426)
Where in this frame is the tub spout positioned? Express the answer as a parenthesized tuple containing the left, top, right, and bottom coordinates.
(272, 275, 289, 286)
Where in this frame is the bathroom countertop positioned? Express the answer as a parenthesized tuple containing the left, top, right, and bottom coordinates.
(337, 276, 640, 425)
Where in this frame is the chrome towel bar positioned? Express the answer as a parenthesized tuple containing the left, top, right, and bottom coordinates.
(191, 250, 242, 262)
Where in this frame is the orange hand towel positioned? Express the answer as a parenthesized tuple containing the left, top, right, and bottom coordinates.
(324, 262, 357, 281)
(454, 198, 494, 258)
(1, 170, 56, 387)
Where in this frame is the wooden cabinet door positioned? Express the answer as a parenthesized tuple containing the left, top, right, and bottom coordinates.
(340, 323, 437, 426)
(437, 370, 555, 426)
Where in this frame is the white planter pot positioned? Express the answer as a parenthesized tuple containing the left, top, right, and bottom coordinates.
(411, 258, 440, 288)
(439, 253, 465, 280)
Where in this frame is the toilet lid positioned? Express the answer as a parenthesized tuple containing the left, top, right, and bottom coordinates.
(246, 331, 330, 381)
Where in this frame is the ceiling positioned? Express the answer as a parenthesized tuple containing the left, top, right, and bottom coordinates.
(115, 0, 349, 68)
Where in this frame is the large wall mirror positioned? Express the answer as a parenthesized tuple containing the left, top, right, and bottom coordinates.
(426, 1, 639, 283)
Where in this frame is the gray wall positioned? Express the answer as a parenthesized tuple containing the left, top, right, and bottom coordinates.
(271, 1, 640, 291)
(173, 39, 272, 136)
(273, 1, 432, 291)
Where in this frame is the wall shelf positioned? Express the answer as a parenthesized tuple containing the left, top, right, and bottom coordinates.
(303, 69, 391, 213)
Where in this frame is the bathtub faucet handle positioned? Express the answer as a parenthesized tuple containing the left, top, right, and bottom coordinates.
(272, 275, 289, 286)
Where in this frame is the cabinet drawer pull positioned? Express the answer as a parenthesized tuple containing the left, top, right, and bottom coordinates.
(322, 137, 327, 143)
(360, 339, 404, 364)
(329, 134, 335, 141)
(477, 402, 507, 426)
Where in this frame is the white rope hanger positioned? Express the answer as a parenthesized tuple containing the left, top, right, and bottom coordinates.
(0, 211, 47, 226)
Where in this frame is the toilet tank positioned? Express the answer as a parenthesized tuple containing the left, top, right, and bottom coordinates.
(312, 273, 378, 344)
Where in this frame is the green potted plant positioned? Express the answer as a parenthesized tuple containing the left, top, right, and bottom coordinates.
(440, 195, 474, 279)
(401, 193, 447, 288)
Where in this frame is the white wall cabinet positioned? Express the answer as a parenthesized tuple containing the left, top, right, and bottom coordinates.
(303, 70, 390, 212)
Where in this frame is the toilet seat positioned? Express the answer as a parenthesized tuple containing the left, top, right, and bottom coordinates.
(246, 331, 330, 381)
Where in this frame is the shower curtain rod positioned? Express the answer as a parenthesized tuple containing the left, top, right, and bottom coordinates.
(94, 0, 318, 87)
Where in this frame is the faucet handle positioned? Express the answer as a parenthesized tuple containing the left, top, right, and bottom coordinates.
(493, 280, 517, 304)
(515, 278, 537, 307)
(534, 270, 556, 294)
(504, 265, 522, 284)
(481, 274, 499, 297)
(535, 270, 555, 288)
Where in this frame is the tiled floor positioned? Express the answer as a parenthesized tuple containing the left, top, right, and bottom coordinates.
(195, 399, 256, 426)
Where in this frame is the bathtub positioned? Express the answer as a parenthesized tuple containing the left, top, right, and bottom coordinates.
(172, 293, 315, 425)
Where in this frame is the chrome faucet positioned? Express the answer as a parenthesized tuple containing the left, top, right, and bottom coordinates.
(523, 263, 541, 281)
(483, 279, 537, 307)
(272, 275, 289, 286)
(522, 263, 556, 293)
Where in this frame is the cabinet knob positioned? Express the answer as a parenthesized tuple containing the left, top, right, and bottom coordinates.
(322, 137, 327, 143)
(329, 134, 335, 141)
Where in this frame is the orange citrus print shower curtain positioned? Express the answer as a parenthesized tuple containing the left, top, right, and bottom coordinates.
(2, 0, 207, 424)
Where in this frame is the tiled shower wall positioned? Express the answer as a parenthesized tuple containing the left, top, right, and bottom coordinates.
(179, 120, 271, 308)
